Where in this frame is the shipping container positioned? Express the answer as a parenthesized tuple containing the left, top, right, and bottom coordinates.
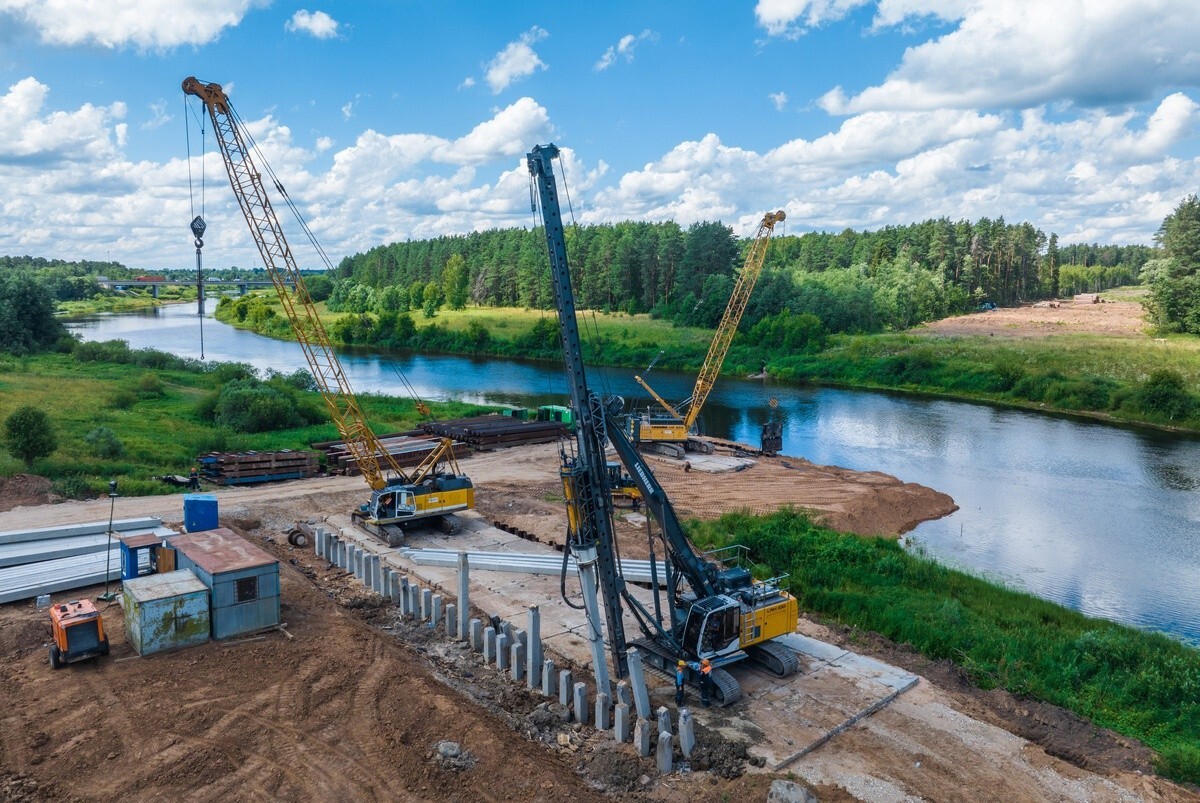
(122, 569, 211, 656)
(169, 528, 280, 639)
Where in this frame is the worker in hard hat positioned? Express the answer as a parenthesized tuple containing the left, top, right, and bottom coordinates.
(699, 658, 714, 707)
(675, 660, 688, 705)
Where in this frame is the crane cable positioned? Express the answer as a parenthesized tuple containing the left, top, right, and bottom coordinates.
(184, 96, 207, 358)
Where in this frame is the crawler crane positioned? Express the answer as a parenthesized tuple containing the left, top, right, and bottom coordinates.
(631, 209, 785, 457)
(183, 77, 473, 545)
(529, 144, 799, 704)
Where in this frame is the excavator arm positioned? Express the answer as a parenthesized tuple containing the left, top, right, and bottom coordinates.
(182, 77, 405, 492)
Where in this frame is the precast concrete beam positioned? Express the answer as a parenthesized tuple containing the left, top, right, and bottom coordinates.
(484, 627, 497, 663)
(496, 633, 509, 671)
(657, 731, 673, 774)
(510, 642, 524, 682)
(573, 682, 588, 725)
(470, 619, 483, 651)
(558, 670, 572, 708)
(679, 709, 695, 757)
(627, 648, 652, 720)
(614, 703, 630, 743)
(634, 718, 651, 757)
(595, 692, 610, 731)
(456, 552, 470, 642)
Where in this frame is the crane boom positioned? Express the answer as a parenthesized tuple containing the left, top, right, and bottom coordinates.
(182, 77, 401, 491)
(683, 210, 784, 428)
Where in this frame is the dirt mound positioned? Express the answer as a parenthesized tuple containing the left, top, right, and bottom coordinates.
(0, 474, 56, 513)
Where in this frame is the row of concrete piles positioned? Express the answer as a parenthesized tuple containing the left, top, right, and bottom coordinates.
(311, 527, 696, 774)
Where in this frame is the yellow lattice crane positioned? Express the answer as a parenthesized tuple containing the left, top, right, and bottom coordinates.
(630, 210, 785, 456)
(183, 77, 473, 543)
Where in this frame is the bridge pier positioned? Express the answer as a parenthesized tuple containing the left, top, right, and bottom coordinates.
(150, 284, 159, 299)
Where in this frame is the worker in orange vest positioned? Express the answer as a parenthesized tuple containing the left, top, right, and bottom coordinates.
(699, 658, 714, 707)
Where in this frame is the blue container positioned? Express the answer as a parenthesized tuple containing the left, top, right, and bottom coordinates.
(183, 494, 218, 532)
(169, 528, 280, 640)
(122, 569, 211, 656)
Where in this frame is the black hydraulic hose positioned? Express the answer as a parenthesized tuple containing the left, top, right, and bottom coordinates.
(559, 538, 585, 610)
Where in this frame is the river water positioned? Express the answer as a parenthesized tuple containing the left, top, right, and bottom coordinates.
(66, 302, 1200, 644)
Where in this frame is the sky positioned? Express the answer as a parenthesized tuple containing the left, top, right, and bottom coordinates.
(1, 0, 1198, 270)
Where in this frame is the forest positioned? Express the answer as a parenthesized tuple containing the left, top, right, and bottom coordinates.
(330, 217, 1151, 336)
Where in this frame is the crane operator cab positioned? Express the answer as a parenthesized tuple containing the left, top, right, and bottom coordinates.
(369, 487, 416, 521)
(681, 595, 742, 662)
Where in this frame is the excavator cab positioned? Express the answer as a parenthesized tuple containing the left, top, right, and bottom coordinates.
(49, 599, 109, 669)
(681, 595, 742, 661)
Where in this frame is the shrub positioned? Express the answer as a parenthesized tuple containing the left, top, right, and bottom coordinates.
(208, 379, 305, 433)
(108, 389, 138, 410)
(84, 426, 125, 458)
(1134, 370, 1195, 421)
(3, 405, 58, 467)
(136, 372, 165, 397)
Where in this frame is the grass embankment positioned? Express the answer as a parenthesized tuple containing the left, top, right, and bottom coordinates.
(691, 509, 1200, 785)
(773, 332, 1200, 430)
(0, 348, 487, 497)
(216, 295, 717, 371)
(57, 287, 197, 316)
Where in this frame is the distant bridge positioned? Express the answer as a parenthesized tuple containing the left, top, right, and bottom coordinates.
(99, 278, 293, 299)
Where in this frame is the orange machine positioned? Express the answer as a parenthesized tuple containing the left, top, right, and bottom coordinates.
(49, 599, 110, 669)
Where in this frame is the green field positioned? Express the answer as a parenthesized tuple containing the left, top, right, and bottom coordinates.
(0, 350, 488, 497)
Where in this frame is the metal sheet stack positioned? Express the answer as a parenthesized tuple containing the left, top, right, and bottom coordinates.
(197, 450, 319, 485)
(420, 415, 567, 449)
(311, 433, 473, 476)
(0, 518, 175, 603)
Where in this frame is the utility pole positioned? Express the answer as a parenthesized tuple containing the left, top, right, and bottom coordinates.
(97, 480, 119, 602)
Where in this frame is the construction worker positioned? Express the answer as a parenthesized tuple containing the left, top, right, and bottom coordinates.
(187, 467, 200, 491)
(675, 660, 688, 705)
(699, 658, 714, 707)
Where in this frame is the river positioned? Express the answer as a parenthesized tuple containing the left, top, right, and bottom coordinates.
(66, 302, 1200, 645)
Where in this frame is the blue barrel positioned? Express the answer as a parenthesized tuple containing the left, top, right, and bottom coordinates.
(183, 493, 218, 532)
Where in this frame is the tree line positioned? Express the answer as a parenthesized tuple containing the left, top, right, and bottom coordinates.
(331, 217, 1151, 335)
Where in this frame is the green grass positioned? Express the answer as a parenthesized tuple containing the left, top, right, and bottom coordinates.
(0, 351, 491, 496)
(690, 509, 1200, 785)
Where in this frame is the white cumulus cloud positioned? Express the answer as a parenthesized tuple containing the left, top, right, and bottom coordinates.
(769, 92, 788, 111)
(0, 0, 264, 49)
(817, 0, 1200, 112)
(285, 9, 340, 39)
(485, 27, 549, 94)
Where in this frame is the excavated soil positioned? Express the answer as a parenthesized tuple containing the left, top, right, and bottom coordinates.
(0, 474, 57, 513)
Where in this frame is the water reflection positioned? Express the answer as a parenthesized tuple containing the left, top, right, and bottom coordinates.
(66, 303, 1200, 644)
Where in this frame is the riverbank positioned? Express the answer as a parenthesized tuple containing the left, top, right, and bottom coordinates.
(689, 508, 1200, 785)
(216, 292, 1200, 434)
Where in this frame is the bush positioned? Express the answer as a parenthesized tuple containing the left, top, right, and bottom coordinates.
(1134, 370, 1195, 421)
(136, 372, 165, 397)
(206, 379, 312, 433)
(84, 426, 125, 458)
(108, 389, 138, 409)
(3, 405, 58, 467)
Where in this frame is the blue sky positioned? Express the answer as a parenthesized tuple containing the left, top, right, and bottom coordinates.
(1, 1, 1198, 269)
